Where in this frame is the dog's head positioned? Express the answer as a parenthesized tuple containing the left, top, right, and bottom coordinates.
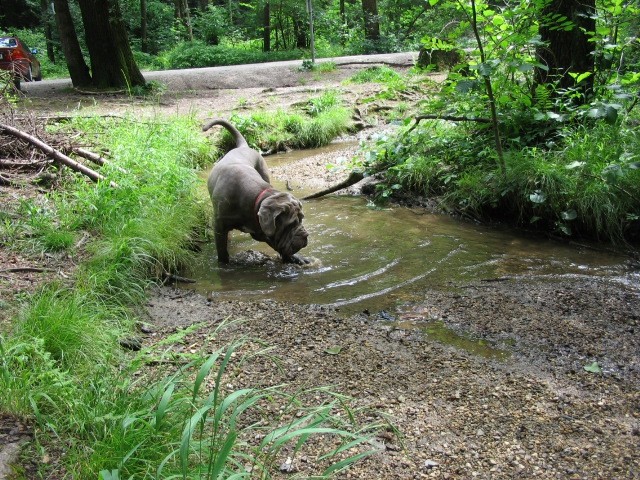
(258, 192, 308, 258)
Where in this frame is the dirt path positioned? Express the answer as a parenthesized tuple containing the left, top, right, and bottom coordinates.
(3, 53, 640, 478)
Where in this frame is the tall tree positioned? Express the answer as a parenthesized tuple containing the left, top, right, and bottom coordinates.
(362, 0, 380, 42)
(53, 0, 92, 87)
(77, 0, 145, 88)
(140, 0, 148, 53)
(40, 0, 56, 62)
(174, 0, 193, 40)
(262, 0, 271, 52)
(535, 0, 596, 101)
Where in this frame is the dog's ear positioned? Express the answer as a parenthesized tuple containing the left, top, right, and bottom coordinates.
(258, 193, 302, 237)
(258, 202, 287, 237)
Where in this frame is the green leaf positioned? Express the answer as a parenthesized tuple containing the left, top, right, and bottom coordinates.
(569, 71, 592, 84)
(492, 15, 505, 26)
(565, 161, 585, 170)
(558, 223, 572, 235)
(561, 209, 577, 221)
(584, 361, 602, 373)
(478, 62, 495, 77)
(325, 346, 342, 355)
(529, 191, 546, 204)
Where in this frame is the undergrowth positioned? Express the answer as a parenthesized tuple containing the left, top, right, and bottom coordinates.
(364, 118, 640, 243)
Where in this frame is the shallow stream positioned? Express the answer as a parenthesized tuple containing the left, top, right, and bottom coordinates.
(183, 146, 634, 357)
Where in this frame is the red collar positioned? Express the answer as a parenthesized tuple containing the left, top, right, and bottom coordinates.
(254, 188, 274, 226)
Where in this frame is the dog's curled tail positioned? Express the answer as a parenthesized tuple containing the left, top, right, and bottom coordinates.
(202, 118, 248, 149)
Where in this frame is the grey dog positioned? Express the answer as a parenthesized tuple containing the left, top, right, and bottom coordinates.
(203, 119, 309, 264)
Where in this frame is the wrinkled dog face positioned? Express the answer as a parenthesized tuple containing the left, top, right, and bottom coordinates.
(258, 193, 308, 259)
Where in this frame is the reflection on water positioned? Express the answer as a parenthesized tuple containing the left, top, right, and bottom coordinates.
(185, 195, 629, 315)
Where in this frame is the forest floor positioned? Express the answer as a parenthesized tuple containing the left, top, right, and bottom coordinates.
(1, 53, 639, 479)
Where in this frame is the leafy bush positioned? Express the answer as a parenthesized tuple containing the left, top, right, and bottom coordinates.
(159, 41, 306, 69)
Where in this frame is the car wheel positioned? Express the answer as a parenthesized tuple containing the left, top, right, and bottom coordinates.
(25, 66, 33, 82)
(13, 77, 21, 91)
(34, 70, 42, 81)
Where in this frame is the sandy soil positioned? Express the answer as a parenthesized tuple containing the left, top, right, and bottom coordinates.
(2, 54, 639, 479)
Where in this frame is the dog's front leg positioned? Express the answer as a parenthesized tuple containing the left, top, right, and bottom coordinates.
(214, 222, 231, 263)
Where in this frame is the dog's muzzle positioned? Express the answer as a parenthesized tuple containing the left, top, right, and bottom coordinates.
(276, 224, 308, 258)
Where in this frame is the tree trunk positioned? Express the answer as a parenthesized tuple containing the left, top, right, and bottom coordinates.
(293, 19, 307, 49)
(140, 0, 148, 53)
(174, 0, 193, 41)
(535, 0, 596, 101)
(40, 0, 55, 62)
(53, 0, 92, 87)
(77, 0, 146, 89)
(262, 1, 270, 52)
(362, 0, 380, 42)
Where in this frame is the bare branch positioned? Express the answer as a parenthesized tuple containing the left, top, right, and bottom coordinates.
(406, 114, 491, 134)
(303, 171, 365, 200)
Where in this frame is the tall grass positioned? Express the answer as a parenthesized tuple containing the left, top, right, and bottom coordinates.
(366, 118, 640, 242)
(0, 114, 379, 477)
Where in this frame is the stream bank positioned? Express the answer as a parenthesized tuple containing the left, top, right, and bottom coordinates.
(145, 270, 639, 478)
(146, 139, 640, 480)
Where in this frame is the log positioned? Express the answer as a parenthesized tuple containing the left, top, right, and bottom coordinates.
(0, 123, 118, 188)
(0, 267, 55, 273)
(302, 170, 365, 200)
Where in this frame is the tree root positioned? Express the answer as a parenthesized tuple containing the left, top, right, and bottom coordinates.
(302, 170, 365, 200)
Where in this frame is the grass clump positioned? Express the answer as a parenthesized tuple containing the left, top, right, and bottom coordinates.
(159, 41, 306, 69)
(212, 91, 352, 152)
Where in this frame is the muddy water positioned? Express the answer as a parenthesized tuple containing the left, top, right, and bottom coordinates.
(184, 147, 633, 355)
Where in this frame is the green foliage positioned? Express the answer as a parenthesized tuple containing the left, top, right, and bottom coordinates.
(211, 95, 352, 152)
(360, 0, 640, 242)
(366, 117, 640, 241)
(87, 342, 378, 479)
(159, 41, 306, 69)
(349, 66, 404, 85)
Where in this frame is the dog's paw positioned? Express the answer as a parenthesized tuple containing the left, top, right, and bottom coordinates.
(283, 254, 311, 265)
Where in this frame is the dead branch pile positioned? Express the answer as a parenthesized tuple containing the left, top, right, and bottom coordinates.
(0, 115, 118, 188)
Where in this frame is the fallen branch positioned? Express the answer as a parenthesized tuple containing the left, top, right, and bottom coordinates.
(303, 171, 365, 200)
(0, 173, 18, 186)
(406, 114, 491, 134)
(0, 123, 118, 188)
(0, 267, 56, 273)
(74, 147, 128, 174)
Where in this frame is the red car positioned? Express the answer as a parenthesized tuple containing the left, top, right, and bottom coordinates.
(0, 36, 42, 84)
